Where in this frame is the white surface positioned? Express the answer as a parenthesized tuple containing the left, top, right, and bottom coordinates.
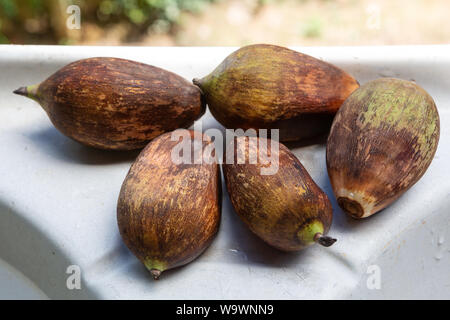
(0, 45, 449, 299)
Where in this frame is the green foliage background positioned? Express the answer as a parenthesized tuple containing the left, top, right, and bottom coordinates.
(0, 0, 218, 44)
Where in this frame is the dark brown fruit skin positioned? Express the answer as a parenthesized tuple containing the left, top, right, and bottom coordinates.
(117, 130, 221, 278)
(326, 78, 440, 219)
(194, 44, 359, 142)
(16, 57, 205, 150)
(223, 136, 333, 251)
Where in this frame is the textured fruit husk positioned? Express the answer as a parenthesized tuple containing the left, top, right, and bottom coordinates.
(194, 44, 359, 142)
(18, 57, 205, 150)
(117, 130, 221, 276)
(326, 78, 440, 219)
(223, 136, 333, 251)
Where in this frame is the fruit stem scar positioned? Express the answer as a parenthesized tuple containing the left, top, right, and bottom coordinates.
(337, 196, 364, 218)
(314, 233, 337, 247)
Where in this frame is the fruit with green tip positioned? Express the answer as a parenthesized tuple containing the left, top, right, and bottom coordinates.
(117, 130, 221, 279)
(193, 44, 359, 142)
(326, 78, 440, 219)
(223, 135, 336, 251)
(14, 57, 205, 150)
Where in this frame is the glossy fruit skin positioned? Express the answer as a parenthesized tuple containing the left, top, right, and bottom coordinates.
(223, 136, 333, 251)
(117, 130, 221, 277)
(327, 78, 440, 219)
(194, 44, 359, 141)
(19, 57, 205, 150)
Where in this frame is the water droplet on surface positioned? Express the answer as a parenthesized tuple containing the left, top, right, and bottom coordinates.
(438, 235, 445, 246)
(229, 248, 248, 261)
(434, 253, 443, 261)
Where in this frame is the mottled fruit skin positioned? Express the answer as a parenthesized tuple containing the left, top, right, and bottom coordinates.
(327, 78, 440, 219)
(223, 136, 333, 251)
(194, 44, 359, 141)
(117, 130, 221, 278)
(15, 57, 205, 150)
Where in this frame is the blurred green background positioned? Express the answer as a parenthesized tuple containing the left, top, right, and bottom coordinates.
(0, 0, 449, 46)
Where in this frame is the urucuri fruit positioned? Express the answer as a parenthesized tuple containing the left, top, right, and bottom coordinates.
(14, 57, 205, 150)
(193, 44, 359, 141)
(327, 78, 440, 219)
(117, 130, 221, 279)
(223, 135, 336, 251)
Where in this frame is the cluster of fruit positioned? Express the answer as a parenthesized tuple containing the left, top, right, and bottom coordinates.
(15, 44, 440, 280)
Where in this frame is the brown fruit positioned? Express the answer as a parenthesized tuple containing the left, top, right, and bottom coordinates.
(193, 44, 359, 141)
(117, 130, 221, 279)
(327, 78, 440, 219)
(223, 135, 336, 251)
(14, 57, 205, 150)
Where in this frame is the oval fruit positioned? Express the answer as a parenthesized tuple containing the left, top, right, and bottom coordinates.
(193, 44, 359, 141)
(14, 57, 205, 150)
(117, 130, 221, 279)
(223, 135, 336, 251)
(327, 78, 440, 219)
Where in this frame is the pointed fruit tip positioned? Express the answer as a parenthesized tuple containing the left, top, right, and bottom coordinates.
(192, 78, 201, 87)
(13, 87, 28, 96)
(192, 78, 205, 95)
(150, 269, 162, 280)
(314, 233, 337, 247)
